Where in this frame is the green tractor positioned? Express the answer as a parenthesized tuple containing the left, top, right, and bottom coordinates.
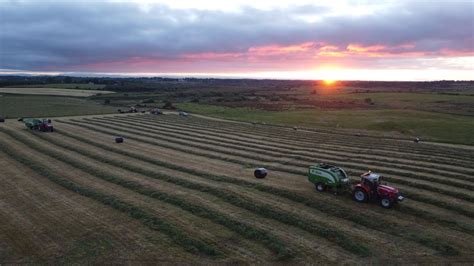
(308, 163, 350, 193)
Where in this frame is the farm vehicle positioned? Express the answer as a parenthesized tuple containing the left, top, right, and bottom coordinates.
(308, 163, 404, 208)
(21, 118, 54, 132)
(150, 108, 163, 115)
(118, 106, 138, 114)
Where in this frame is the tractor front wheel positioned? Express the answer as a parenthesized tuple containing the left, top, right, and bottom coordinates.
(315, 182, 325, 192)
(353, 188, 368, 202)
(380, 197, 394, 208)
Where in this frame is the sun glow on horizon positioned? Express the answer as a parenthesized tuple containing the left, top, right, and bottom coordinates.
(323, 79, 336, 86)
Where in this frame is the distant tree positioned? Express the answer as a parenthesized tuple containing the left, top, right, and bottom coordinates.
(104, 99, 111, 104)
(142, 99, 155, 103)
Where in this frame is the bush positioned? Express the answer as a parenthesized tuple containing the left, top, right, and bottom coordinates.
(364, 98, 374, 105)
(142, 99, 155, 103)
(163, 101, 176, 109)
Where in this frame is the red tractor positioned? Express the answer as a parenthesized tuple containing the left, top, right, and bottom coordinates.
(352, 171, 404, 208)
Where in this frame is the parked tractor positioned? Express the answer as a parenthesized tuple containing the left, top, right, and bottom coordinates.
(308, 163, 350, 194)
(353, 171, 404, 208)
(150, 108, 163, 115)
(23, 118, 54, 132)
(118, 106, 138, 114)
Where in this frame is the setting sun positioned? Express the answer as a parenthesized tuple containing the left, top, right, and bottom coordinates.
(323, 79, 336, 86)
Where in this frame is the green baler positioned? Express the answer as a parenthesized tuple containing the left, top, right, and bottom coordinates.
(308, 163, 350, 193)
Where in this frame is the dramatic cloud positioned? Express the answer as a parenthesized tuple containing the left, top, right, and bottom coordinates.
(0, 0, 473, 79)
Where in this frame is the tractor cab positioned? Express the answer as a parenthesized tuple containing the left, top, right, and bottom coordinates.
(360, 171, 380, 190)
(353, 171, 404, 208)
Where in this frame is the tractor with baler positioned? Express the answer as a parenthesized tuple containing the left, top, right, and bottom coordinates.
(21, 118, 54, 132)
(308, 163, 404, 208)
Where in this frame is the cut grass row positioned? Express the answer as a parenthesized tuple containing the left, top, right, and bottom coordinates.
(78, 119, 474, 203)
(0, 138, 219, 257)
(158, 115, 474, 160)
(125, 115, 474, 177)
(98, 116, 474, 186)
(138, 115, 474, 170)
(2, 127, 370, 257)
(0, 129, 295, 260)
(65, 119, 474, 218)
(50, 122, 470, 253)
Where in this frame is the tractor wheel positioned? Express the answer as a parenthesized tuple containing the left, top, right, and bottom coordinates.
(352, 188, 368, 202)
(315, 182, 325, 192)
(380, 197, 394, 208)
(50, 127, 54, 132)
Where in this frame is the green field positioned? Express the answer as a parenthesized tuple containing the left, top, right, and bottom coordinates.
(0, 94, 117, 118)
(176, 103, 474, 145)
(7, 83, 107, 90)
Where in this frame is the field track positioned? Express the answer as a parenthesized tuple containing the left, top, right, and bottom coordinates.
(1, 113, 473, 263)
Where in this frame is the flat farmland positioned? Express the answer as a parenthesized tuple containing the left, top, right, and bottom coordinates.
(0, 113, 473, 263)
(0, 87, 114, 97)
(0, 95, 117, 118)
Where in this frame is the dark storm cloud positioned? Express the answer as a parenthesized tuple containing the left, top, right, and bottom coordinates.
(0, 0, 472, 71)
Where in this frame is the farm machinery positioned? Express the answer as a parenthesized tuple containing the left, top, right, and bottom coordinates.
(308, 163, 404, 208)
(150, 108, 163, 115)
(353, 171, 404, 208)
(308, 163, 350, 193)
(22, 118, 54, 132)
(118, 106, 138, 114)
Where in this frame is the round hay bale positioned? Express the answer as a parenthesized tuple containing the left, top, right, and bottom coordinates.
(414, 137, 420, 143)
(254, 168, 267, 179)
(293, 126, 298, 131)
(115, 137, 124, 143)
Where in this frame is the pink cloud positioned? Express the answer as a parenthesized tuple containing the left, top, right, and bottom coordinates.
(248, 42, 314, 56)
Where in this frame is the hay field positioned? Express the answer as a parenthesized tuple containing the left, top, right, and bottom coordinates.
(0, 87, 114, 97)
(0, 113, 473, 263)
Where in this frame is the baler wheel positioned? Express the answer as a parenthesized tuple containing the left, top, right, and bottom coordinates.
(315, 183, 325, 192)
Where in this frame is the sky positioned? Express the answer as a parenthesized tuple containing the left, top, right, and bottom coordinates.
(0, 0, 473, 80)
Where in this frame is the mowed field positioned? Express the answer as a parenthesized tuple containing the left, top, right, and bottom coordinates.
(0, 113, 473, 263)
